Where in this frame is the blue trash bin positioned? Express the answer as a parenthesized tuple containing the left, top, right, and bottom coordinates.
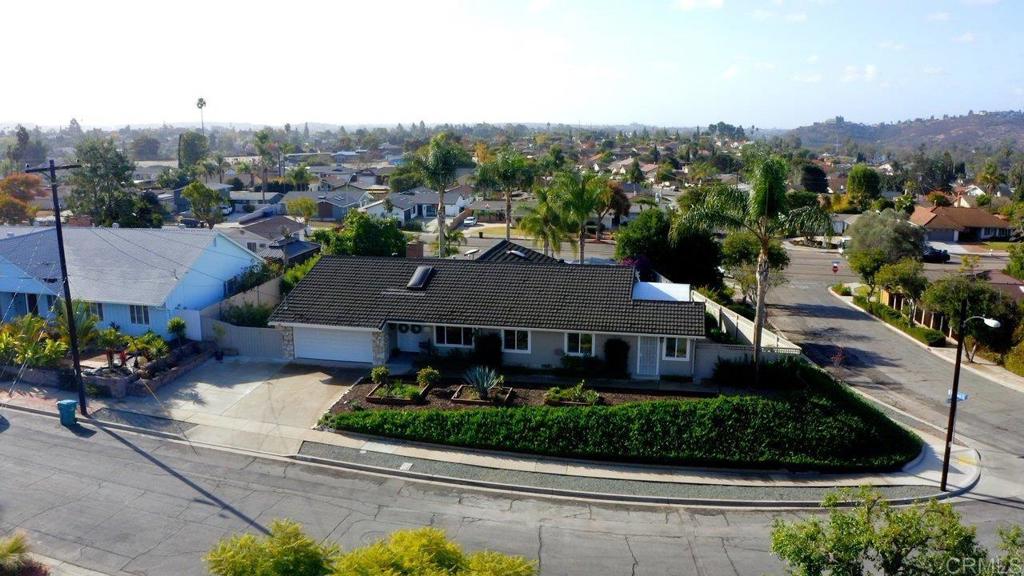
(57, 399, 77, 427)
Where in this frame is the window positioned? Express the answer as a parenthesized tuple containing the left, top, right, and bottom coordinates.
(45, 295, 56, 312)
(565, 332, 593, 356)
(424, 205, 437, 218)
(502, 330, 530, 353)
(246, 241, 258, 251)
(89, 303, 104, 321)
(434, 325, 474, 347)
(129, 305, 150, 325)
(663, 337, 689, 360)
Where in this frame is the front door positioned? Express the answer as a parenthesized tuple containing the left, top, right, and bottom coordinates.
(26, 294, 38, 316)
(636, 336, 659, 377)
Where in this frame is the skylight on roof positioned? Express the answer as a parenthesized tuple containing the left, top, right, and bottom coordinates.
(407, 265, 434, 290)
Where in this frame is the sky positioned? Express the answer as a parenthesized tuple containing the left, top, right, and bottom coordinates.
(2, 0, 1022, 129)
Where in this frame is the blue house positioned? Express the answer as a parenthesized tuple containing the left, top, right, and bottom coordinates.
(0, 227, 262, 339)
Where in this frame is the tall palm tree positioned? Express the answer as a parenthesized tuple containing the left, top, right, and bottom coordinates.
(254, 129, 274, 202)
(486, 148, 533, 241)
(214, 153, 229, 183)
(550, 169, 604, 264)
(681, 155, 829, 373)
(288, 165, 314, 191)
(519, 187, 569, 256)
(413, 133, 462, 255)
(196, 97, 207, 133)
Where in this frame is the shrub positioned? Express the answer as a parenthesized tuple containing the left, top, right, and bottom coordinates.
(556, 354, 604, 376)
(220, 302, 273, 328)
(370, 366, 390, 385)
(1005, 341, 1024, 377)
(17, 338, 68, 368)
(205, 519, 339, 576)
(831, 283, 852, 297)
(603, 338, 630, 377)
(281, 255, 320, 295)
(473, 332, 502, 368)
(0, 331, 17, 364)
(127, 331, 169, 360)
(325, 360, 921, 472)
(376, 380, 423, 401)
(726, 301, 756, 320)
(544, 380, 600, 405)
(167, 316, 187, 343)
(0, 531, 30, 574)
(416, 366, 440, 388)
(464, 365, 503, 400)
(853, 296, 946, 347)
(227, 262, 281, 296)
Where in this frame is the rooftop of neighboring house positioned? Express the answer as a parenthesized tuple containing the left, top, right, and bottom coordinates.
(270, 256, 705, 337)
(0, 226, 257, 307)
(475, 240, 561, 264)
(974, 269, 1024, 303)
(396, 186, 467, 205)
(229, 190, 284, 202)
(237, 215, 307, 241)
(257, 236, 320, 263)
(910, 205, 1010, 230)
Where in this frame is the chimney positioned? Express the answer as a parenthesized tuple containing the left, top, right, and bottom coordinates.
(66, 214, 94, 227)
(405, 239, 424, 258)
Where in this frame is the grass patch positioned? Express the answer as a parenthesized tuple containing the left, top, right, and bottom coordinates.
(983, 241, 1016, 251)
(853, 296, 946, 347)
(372, 380, 424, 401)
(321, 360, 921, 472)
(831, 283, 852, 297)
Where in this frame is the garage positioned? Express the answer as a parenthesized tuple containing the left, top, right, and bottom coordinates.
(293, 327, 374, 363)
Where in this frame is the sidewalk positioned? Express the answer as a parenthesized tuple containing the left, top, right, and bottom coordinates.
(30, 553, 113, 576)
(0, 379, 979, 504)
(828, 284, 1024, 395)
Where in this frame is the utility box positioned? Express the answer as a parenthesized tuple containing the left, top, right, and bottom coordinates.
(57, 399, 77, 427)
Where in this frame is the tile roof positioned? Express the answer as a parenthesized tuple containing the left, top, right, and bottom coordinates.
(476, 240, 561, 264)
(239, 215, 307, 240)
(911, 206, 1010, 230)
(270, 256, 705, 337)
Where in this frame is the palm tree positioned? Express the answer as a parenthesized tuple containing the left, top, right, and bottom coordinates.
(413, 133, 462, 255)
(434, 227, 467, 257)
(977, 159, 1006, 196)
(550, 169, 604, 264)
(254, 129, 274, 202)
(519, 187, 569, 256)
(214, 153, 229, 183)
(196, 97, 207, 133)
(484, 148, 533, 241)
(54, 299, 99, 348)
(235, 159, 255, 188)
(682, 155, 829, 373)
(288, 165, 314, 191)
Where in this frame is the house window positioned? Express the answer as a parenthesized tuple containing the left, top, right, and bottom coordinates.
(129, 305, 150, 325)
(502, 330, 530, 353)
(435, 325, 474, 347)
(424, 205, 437, 218)
(89, 303, 104, 321)
(565, 332, 593, 356)
(246, 242, 258, 251)
(663, 338, 689, 361)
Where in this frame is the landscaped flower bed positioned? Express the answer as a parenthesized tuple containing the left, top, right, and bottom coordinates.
(322, 359, 922, 472)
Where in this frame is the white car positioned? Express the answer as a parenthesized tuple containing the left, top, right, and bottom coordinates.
(463, 216, 478, 227)
(220, 205, 234, 216)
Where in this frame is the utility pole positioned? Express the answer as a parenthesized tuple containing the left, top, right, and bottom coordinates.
(25, 160, 87, 416)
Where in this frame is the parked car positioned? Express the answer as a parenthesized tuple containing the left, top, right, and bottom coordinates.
(462, 216, 478, 227)
(922, 247, 951, 263)
(220, 204, 234, 216)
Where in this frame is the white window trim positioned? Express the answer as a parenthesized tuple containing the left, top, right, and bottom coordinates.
(502, 329, 531, 354)
(662, 337, 691, 361)
(564, 332, 595, 357)
(434, 325, 475, 348)
(130, 305, 150, 326)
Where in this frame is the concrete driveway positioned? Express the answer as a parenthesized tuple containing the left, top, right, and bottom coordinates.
(112, 358, 360, 453)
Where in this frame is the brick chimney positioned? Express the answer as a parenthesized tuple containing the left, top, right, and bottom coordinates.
(65, 214, 94, 227)
(405, 239, 424, 258)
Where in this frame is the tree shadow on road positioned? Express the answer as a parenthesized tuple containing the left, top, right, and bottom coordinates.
(92, 421, 270, 536)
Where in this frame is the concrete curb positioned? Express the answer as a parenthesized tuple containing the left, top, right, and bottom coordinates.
(826, 287, 1024, 395)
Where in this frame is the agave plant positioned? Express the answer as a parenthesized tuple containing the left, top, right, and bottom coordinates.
(464, 366, 504, 400)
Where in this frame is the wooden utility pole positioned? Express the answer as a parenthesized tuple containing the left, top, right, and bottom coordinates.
(25, 160, 87, 416)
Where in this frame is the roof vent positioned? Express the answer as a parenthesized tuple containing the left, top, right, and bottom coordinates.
(508, 249, 527, 259)
(406, 265, 434, 290)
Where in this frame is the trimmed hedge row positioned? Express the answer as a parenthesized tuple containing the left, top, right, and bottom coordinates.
(853, 296, 946, 347)
(322, 361, 921, 472)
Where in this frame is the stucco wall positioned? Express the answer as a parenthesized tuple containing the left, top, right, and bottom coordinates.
(163, 234, 263, 311)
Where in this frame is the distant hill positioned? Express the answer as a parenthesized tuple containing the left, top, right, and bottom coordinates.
(787, 110, 1024, 151)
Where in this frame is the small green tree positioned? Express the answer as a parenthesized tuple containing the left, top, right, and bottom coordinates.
(847, 163, 881, 210)
(922, 276, 1020, 361)
(848, 249, 889, 299)
(183, 181, 225, 229)
(286, 197, 317, 222)
(167, 316, 187, 345)
(875, 258, 928, 320)
(847, 208, 925, 263)
(1006, 243, 1024, 281)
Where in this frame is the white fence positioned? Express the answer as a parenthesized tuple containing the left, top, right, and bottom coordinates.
(692, 291, 801, 350)
(201, 318, 286, 358)
(199, 277, 281, 319)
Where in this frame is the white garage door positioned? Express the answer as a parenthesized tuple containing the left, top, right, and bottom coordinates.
(293, 327, 374, 363)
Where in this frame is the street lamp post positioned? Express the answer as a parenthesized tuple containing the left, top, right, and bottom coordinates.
(940, 298, 1001, 491)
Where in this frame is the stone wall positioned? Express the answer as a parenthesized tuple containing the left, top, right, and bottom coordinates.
(280, 325, 295, 359)
(372, 331, 388, 365)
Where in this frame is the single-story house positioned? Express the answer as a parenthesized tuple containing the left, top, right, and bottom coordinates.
(219, 215, 308, 254)
(0, 227, 262, 338)
(831, 213, 861, 236)
(269, 256, 706, 379)
(397, 186, 470, 219)
(315, 190, 375, 220)
(230, 190, 284, 209)
(258, 236, 321, 267)
(910, 205, 1011, 242)
(360, 194, 416, 224)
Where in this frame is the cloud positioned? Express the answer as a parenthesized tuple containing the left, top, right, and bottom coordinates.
(922, 66, 947, 76)
(792, 73, 822, 84)
(953, 31, 976, 43)
(841, 64, 877, 83)
(806, 54, 820, 64)
(877, 40, 905, 51)
(963, 0, 999, 5)
(676, 0, 723, 10)
(749, 8, 774, 19)
(927, 11, 950, 20)
(785, 12, 807, 22)
(1014, 87, 1024, 96)
(720, 65, 739, 80)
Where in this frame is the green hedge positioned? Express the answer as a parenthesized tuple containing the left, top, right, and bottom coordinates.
(322, 361, 921, 472)
(853, 296, 946, 347)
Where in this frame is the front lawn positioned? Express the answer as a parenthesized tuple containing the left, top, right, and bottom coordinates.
(982, 241, 1016, 251)
(321, 360, 921, 472)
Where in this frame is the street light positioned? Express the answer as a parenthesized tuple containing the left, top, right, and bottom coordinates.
(940, 299, 1001, 491)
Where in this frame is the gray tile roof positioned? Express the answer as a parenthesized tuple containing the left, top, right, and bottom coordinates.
(476, 240, 561, 264)
(271, 256, 705, 337)
(239, 216, 306, 241)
